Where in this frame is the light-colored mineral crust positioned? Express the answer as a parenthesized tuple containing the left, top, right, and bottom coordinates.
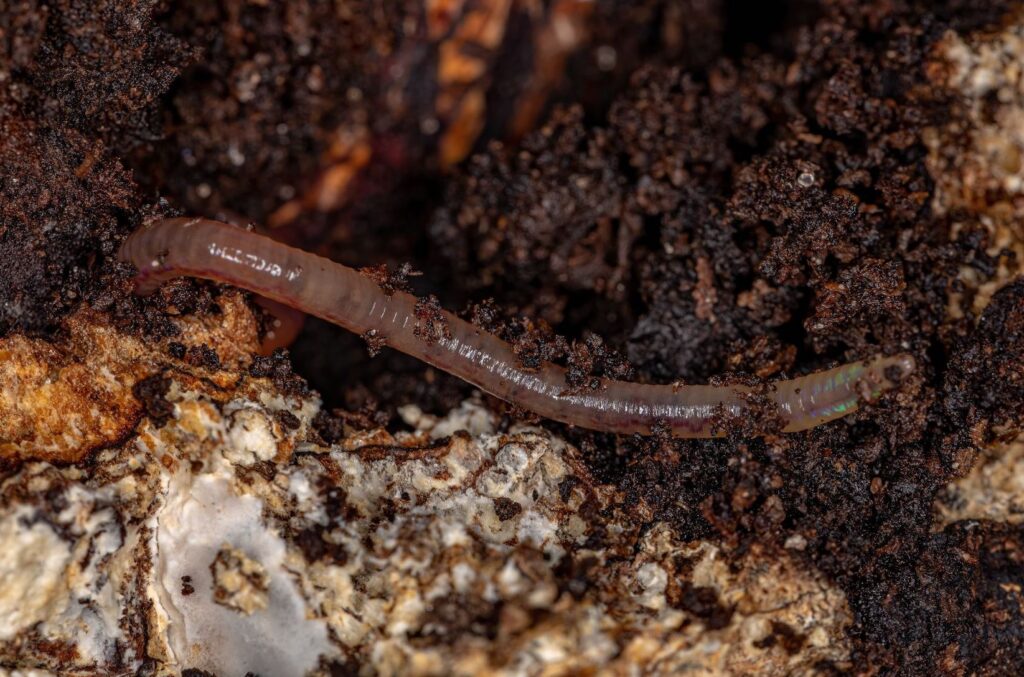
(936, 437, 1024, 528)
(0, 509, 72, 642)
(0, 308, 854, 676)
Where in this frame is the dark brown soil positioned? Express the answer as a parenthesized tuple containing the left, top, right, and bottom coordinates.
(2, 0, 1023, 674)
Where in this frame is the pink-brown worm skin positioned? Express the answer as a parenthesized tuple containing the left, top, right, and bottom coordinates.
(120, 218, 915, 437)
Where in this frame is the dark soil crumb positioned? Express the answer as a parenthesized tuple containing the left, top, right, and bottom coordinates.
(312, 406, 389, 445)
(273, 409, 301, 432)
(184, 344, 220, 371)
(318, 656, 363, 677)
(292, 524, 349, 566)
(412, 295, 451, 345)
(248, 348, 309, 397)
(360, 329, 388, 358)
(132, 374, 173, 429)
(310, 409, 348, 447)
(753, 620, 807, 654)
(359, 262, 421, 297)
(167, 341, 187, 359)
(564, 333, 634, 391)
(288, 481, 356, 565)
(668, 582, 735, 630)
(492, 496, 523, 522)
(418, 593, 502, 641)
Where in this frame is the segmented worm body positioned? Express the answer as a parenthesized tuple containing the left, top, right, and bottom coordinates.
(120, 218, 914, 437)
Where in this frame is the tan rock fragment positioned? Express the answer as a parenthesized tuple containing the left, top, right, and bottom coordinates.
(0, 292, 260, 463)
(211, 544, 272, 615)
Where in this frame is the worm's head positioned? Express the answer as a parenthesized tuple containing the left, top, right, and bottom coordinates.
(858, 353, 916, 402)
(885, 354, 917, 383)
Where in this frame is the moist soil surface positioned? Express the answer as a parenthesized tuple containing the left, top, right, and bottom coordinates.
(2, 0, 1023, 673)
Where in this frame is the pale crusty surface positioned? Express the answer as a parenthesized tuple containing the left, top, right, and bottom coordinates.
(937, 437, 1024, 527)
(0, 255, 854, 674)
(0, 321, 854, 674)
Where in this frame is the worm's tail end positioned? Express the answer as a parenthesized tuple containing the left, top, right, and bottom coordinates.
(778, 353, 916, 433)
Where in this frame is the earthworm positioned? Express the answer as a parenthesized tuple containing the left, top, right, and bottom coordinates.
(252, 295, 307, 355)
(120, 217, 915, 437)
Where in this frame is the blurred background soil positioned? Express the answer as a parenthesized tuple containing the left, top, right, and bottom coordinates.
(1, 0, 1023, 672)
